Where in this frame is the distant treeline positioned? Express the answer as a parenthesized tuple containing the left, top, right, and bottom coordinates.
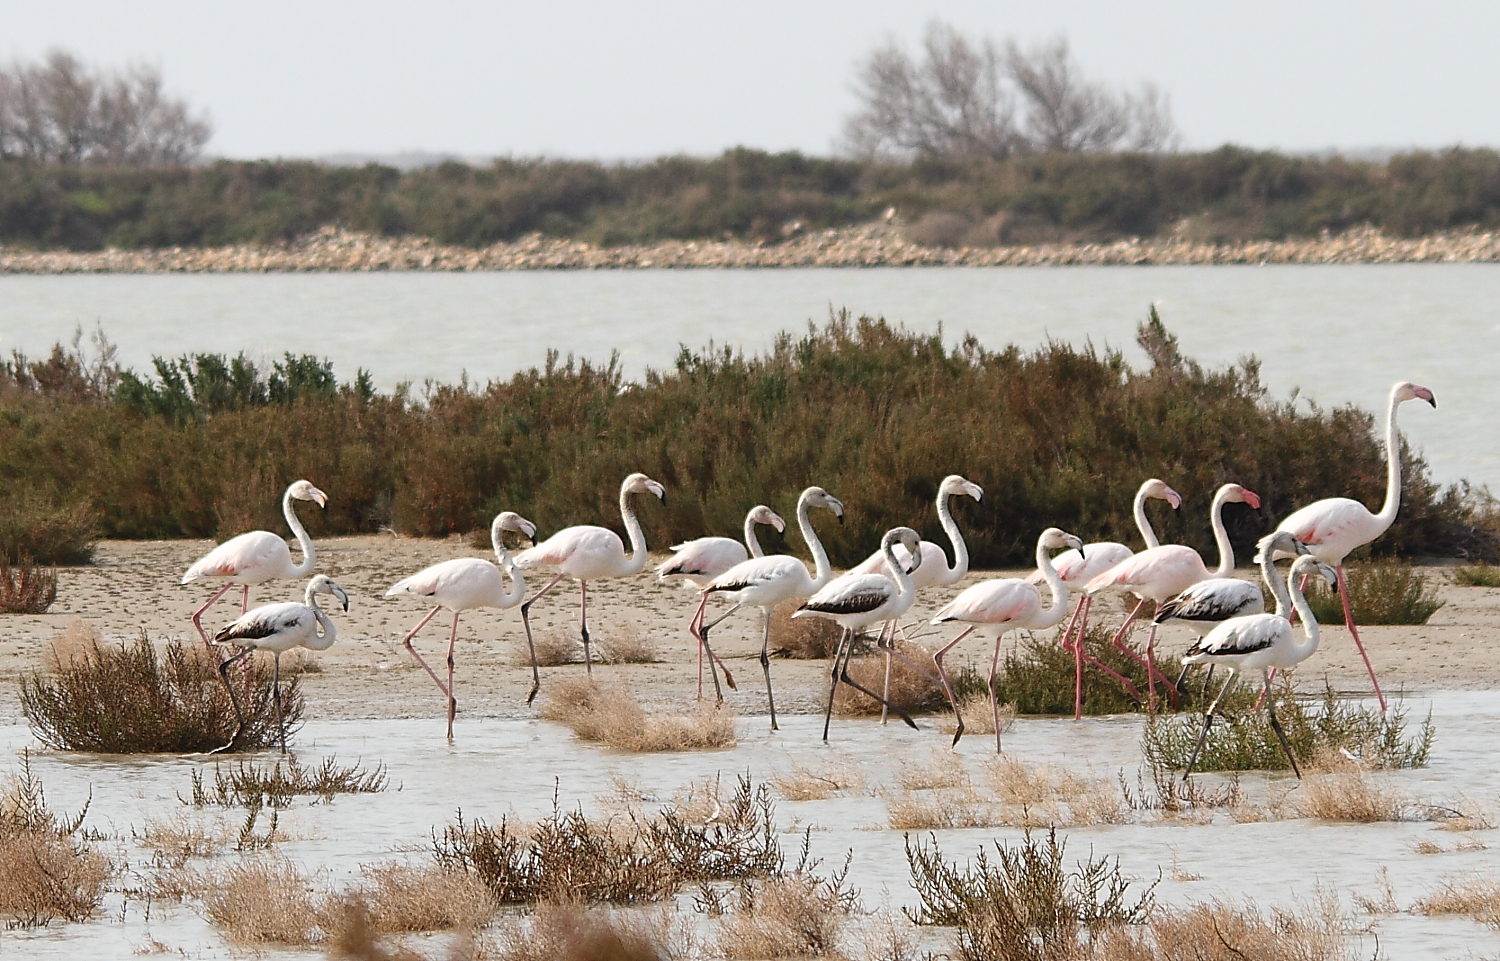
(4, 147, 1500, 251)
(0, 312, 1493, 567)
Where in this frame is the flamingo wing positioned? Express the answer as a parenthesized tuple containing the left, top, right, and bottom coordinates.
(931, 578, 1037, 626)
(1032, 542, 1132, 585)
(1183, 613, 1288, 662)
(1084, 545, 1206, 598)
(182, 530, 290, 584)
(706, 554, 807, 594)
(800, 573, 894, 616)
(848, 541, 920, 578)
(513, 525, 623, 576)
(1154, 578, 1264, 626)
(215, 601, 313, 649)
(1276, 497, 1382, 562)
(387, 558, 500, 609)
(657, 536, 747, 581)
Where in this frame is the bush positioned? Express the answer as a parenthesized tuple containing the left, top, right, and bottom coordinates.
(185, 756, 387, 808)
(0, 751, 111, 926)
(540, 677, 735, 752)
(0, 558, 57, 613)
(1454, 563, 1500, 587)
(20, 628, 301, 753)
(1304, 558, 1444, 625)
(0, 492, 97, 565)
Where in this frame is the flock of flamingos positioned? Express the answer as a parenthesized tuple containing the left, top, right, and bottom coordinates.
(182, 381, 1435, 774)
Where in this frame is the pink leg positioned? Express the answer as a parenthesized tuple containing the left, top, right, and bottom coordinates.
(445, 611, 461, 739)
(1339, 565, 1386, 712)
(1057, 595, 1087, 653)
(191, 583, 235, 649)
(988, 631, 1005, 754)
(1074, 598, 1087, 719)
(1252, 667, 1278, 711)
(579, 581, 592, 675)
(934, 625, 975, 747)
(690, 593, 708, 700)
(400, 606, 449, 698)
(1107, 598, 1152, 670)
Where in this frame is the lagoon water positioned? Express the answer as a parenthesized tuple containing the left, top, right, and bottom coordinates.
(0, 265, 1496, 489)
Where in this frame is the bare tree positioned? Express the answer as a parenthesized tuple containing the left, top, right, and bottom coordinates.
(0, 50, 211, 166)
(844, 23, 1178, 159)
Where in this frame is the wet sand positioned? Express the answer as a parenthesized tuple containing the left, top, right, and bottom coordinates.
(0, 536, 1494, 725)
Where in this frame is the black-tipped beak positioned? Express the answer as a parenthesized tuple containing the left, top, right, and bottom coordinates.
(1427, 396, 1438, 409)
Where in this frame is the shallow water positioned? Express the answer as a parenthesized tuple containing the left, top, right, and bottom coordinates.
(0, 264, 1494, 487)
(3, 691, 1498, 958)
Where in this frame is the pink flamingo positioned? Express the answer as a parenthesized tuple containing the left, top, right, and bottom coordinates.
(656, 505, 786, 701)
(181, 480, 327, 648)
(513, 473, 666, 696)
(930, 527, 1084, 751)
(1082, 483, 1261, 709)
(1270, 380, 1436, 711)
(385, 511, 537, 735)
(1032, 478, 1181, 718)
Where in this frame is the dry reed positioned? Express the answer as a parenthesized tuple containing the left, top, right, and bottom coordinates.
(598, 626, 659, 664)
(714, 871, 856, 959)
(833, 639, 949, 716)
(1095, 893, 1354, 961)
(0, 558, 57, 613)
(770, 760, 864, 801)
(347, 862, 496, 933)
(490, 899, 672, 961)
(541, 676, 735, 752)
(1412, 874, 1500, 926)
(185, 755, 388, 808)
(202, 856, 323, 944)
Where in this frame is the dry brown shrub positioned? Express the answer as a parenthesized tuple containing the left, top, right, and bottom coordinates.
(771, 760, 864, 801)
(886, 787, 995, 831)
(350, 862, 495, 933)
(897, 748, 967, 790)
(134, 811, 232, 865)
(1293, 766, 1423, 822)
(281, 648, 323, 674)
(716, 874, 851, 959)
(202, 856, 323, 944)
(528, 632, 580, 667)
(0, 558, 58, 613)
(0, 752, 111, 926)
(984, 759, 1125, 827)
(769, 598, 842, 659)
(935, 691, 1016, 738)
(1412, 874, 1500, 926)
(490, 899, 671, 961)
(541, 676, 735, 752)
(1096, 893, 1354, 961)
(833, 640, 948, 716)
(599, 626, 659, 664)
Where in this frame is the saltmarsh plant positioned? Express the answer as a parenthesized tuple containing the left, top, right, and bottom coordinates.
(540, 676, 735, 752)
(0, 557, 57, 613)
(185, 756, 388, 808)
(1304, 557, 1445, 625)
(1453, 563, 1500, 587)
(0, 751, 111, 926)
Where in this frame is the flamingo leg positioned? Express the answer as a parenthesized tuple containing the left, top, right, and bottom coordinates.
(759, 608, 778, 731)
(272, 651, 286, 754)
(241, 584, 250, 615)
(1107, 597, 1152, 669)
(1338, 564, 1386, 712)
(1141, 621, 1180, 711)
(190, 583, 235, 649)
(690, 593, 709, 701)
(1183, 668, 1238, 781)
(934, 626, 975, 747)
(520, 571, 567, 704)
(445, 611, 460, 739)
(879, 620, 893, 726)
(399, 605, 450, 697)
(823, 628, 851, 741)
(579, 581, 592, 676)
(835, 637, 918, 732)
(988, 629, 1004, 754)
(209, 646, 254, 755)
(1253, 666, 1276, 711)
(699, 602, 743, 710)
(1056, 594, 1087, 652)
(1264, 669, 1301, 779)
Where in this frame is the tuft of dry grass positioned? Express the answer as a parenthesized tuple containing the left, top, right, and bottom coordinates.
(769, 598, 843, 659)
(134, 811, 233, 865)
(347, 862, 496, 933)
(984, 759, 1126, 827)
(896, 748, 968, 790)
(598, 626, 660, 664)
(771, 760, 864, 801)
(715, 872, 855, 959)
(1096, 893, 1354, 961)
(1412, 874, 1500, 927)
(936, 691, 1016, 738)
(1120, 767, 1243, 823)
(0, 750, 111, 926)
(202, 856, 322, 945)
(1305, 557, 1444, 625)
(833, 639, 949, 716)
(21, 626, 301, 753)
(1453, 563, 1500, 587)
(1292, 766, 1424, 823)
(541, 676, 735, 752)
(0, 558, 57, 613)
(527, 632, 582, 667)
(490, 899, 672, 961)
(185, 755, 388, 808)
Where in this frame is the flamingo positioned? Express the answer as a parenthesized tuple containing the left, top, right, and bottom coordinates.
(513, 473, 666, 695)
(795, 526, 926, 739)
(212, 574, 349, 753)
(698, 486, 844, 730)
(1271, 381, 1436, 711)
(930, 527, 1084, 751)
(1180, 554, 1337, 780)
(656, 504, 786, 702)
(1082, 483, 1261, 708)
(1034, 478, 1181, 718)
(385, 511, 537, 736)
(181, 479, 327, 648)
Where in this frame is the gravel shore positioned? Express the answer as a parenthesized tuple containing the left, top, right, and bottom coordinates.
(4, 222, 1500, 274)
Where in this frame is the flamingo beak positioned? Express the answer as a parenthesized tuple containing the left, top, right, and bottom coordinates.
(1416, 386, 1436, 408)
(311, 487, 329, 508)
(1242, 490, 1262, 510)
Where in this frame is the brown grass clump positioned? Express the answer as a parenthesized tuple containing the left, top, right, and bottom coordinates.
(0, 558, 57, 613)
(1454, 563, 1500, 587)
(348, 862, 495, 933)
(599, 626, 659, 664)
(715, 873, 855, 959)
(202, 857, 322, 945)
(886, 788, 996, 831)
(21, 627, 301, 753)
(1096, 894, 1354, 961)
(1412, 874, 1500, 926)
(936, 691, 1016, 738)
(771, 760, 864, 801)
(769, 598, 843, 659)
(984, 759, 1126, 827)
(541, 676, 735, 752)
(897, 748, 968, 790)
(833, 639, 949, 716)
(134, 811, 232, 864)
(491, 899, 671, 961)
(528, 632, 581, 667)
(0, 751, 111, 926)
(1290, 755, 1432, 823)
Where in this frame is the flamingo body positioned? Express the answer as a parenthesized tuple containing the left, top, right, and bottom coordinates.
(847, 475, 983, 588)
(1085, 544, 1215, 602)
(1153, 578, 1264, 629)
(387, 558, 517, 613)
(933, 577, 1048, 630)
(185, 531, 303, 586)
(516, 525, 628, 581)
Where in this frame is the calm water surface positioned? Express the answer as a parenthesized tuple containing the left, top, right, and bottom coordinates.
(0, 266, 1494, 487)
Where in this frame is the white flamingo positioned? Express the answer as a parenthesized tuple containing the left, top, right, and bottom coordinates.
(1082, 483, 1261, 708)
(699, 486, 844, 730)
(181, 479, 327, 648)
(385, 511, 537, 735)
(931, 527, 1084, 751)
(1271, 380, 1436, 711)
(656, 504, 786, 701)
(513, 473, 666, 689)
(212, 574, 348, 753)
(796, 526, 925, 739)
(1034, 477, 1181, 718)
(1180, 554, 1337, 780)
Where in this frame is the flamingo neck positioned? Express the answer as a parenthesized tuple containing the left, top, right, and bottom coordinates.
(1287, 570, 1320, 662)
(491, 523, 526, 607)
(283, 487, 316, 578)
(880, 536, 917, 606)
(1375, 386, 1405, 528)
(933, 488, 967, 585)
(1208, 488, 1236, 578)
(743, 512, 766, 560)
(1262, 551, 1292, 618)
(798, 494, 834, 591)
(303, 586, 337, 649)
(1033, 539, 1070, 628)
(1133, 485, 1162, 550)
(618, 484, 649, 575)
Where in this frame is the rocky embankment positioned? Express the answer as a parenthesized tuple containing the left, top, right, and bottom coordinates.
(4, 222, 1500, 273)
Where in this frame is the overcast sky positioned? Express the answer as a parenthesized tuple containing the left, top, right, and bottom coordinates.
(4, 1, 1497, 160)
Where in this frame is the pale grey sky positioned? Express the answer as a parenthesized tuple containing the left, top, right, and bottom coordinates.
(3, 1, 1496, 159)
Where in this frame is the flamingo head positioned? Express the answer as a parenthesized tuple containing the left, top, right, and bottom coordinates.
(1291, 554, 1338, 591)
(884, 527, 923, 572)
(750, 505, 787, 534)
(1039, 527, 1085, 557)
(1253, 530, 1306, 564)
(623, 473, 667, 504)
(1219, 484, 1261, 510)
(941, 474, 984, 503)
(1395, 382, 1437, 409)
(308, 574, 349, 612)
(803, 487, 845, 524)
(289, 479, 328, 508)
(1140, 478, 1182, 510)
(494, 511, 538, 544)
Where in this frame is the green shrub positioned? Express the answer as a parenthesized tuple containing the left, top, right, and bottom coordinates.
(1304, 559, 1445, 625)
(0, 493, 97, 565)
(1453, 564, 1500, 587)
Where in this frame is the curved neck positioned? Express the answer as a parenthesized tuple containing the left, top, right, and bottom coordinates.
(1133, 485, 1162, 550)
(303, 588, 337, 647)
(743, 513, 766, 559)
(881, 537, 916, 603)
(491, 526, 526, 607)
(1375, 388, 1404, 527)
(1034, 540, 1070, 628)
(1287, 571, 1320, 661)
(1262, 552, 1292, 618)
(797, 494, 834, 590)
(619, 485, 649, 575)
(283, 487, 316, 577)
(1208, 489, 1236, 577)
(934, 489, 968, 584)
